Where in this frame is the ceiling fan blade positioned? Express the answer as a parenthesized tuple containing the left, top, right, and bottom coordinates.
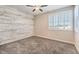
(32, 9, 36, 12)
(27, 5, 35, 7)
(39, 9, 43, 12)
(26, 5, 48, 7)
(40, 5, 48, 7)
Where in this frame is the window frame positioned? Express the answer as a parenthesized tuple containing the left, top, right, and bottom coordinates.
(48, 9, 74, 31)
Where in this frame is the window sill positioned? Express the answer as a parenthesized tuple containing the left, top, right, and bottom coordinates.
(48, 28, 73, 31)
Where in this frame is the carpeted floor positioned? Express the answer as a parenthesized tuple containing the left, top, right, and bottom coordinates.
(0, 36, 78, 54)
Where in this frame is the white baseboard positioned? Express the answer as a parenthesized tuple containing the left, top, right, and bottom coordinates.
(0, 35, 32, 45)
(0, 35, 75, 45)
(35, 35, 75, 45)
(74, 41, 79, 52)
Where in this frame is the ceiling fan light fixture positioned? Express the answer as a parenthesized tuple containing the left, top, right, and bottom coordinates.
(26, 5, 48, 12)
(35, 7, 39, 10)
(32, 9, 36, 12)
(39, 9, 43, 12)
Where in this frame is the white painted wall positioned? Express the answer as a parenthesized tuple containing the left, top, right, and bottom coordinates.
(0, 6, 34, 45)
(74, 5, 79, 52)
(34, 6, 75, 44)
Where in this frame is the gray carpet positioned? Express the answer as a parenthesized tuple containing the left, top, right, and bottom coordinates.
(0, 36, 78, 54)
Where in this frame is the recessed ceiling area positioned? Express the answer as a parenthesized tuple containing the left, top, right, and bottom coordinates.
(1, 5, 71, 16)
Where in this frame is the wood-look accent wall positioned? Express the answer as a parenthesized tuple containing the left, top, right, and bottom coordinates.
(0, 7, 34, 45)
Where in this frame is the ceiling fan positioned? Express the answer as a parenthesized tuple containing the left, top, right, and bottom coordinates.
(26, 5, 48, 12)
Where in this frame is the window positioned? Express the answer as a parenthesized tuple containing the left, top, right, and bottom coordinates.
(75, 6, 79, 32)
(48, 9, 73, 30)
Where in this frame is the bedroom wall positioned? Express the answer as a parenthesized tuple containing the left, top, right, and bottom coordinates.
(74, 5, 79, 52)
(0, 6, 34, 45)
(34, 6, 75, 44)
